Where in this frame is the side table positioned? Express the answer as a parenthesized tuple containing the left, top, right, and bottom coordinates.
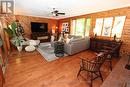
(54, 42, 64, 57)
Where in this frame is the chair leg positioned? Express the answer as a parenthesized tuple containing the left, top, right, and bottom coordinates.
(99, 71, 103, 82)
(109, 60, 112, 71)
(77, 67, 82, 77)
(90, 73, 93, 87)
(90, 82, 92, 87)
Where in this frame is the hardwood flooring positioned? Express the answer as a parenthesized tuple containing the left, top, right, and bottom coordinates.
(3, 50, 118, 87)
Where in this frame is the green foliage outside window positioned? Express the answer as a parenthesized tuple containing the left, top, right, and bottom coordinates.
(85, 18, 91, 36)
(75, 18, 85, 36)
(71, 18, 91, 37)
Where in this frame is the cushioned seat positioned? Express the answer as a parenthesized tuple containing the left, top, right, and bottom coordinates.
(29, 40, 40, 46)
(25, 45, 35, 52)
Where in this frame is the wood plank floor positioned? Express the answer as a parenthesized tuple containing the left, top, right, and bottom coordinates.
(4, 50, 118, 87)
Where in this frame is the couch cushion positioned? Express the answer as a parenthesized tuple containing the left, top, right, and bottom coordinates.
(68, 37, 74, 44)
(70, 38, 85, 44)
(68, 35, 82, 39)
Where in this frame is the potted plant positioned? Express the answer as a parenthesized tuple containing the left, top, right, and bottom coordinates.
(4, 21, 23, 52)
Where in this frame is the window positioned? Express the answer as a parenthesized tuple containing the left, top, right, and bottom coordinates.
(112, 16, 126, 38)
(94, 18, 103, 36)
(102, 17, 113, 37)
(71, 20, 76, 35)
(85, 18, 91, 36)
(71, 18, 91, 37)
(94, 16, 126, 38)
(75, 18, 85, 36)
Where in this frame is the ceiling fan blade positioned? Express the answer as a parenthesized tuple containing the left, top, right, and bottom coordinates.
(51, 8, 65, 16)
(57, 13, 65, 15)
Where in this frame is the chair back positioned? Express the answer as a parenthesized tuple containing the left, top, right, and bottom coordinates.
(82, 52, 107, 72)
(93, 53, 107, 71)
(95, 52, 107, 63)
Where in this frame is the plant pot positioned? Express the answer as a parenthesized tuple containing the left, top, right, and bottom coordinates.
(17, 46, 23, 52)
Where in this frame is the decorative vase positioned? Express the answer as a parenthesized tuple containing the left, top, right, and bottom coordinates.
(114, 34, 116, 41)
(94, 33, 97, 38)
(17, 46, 23, 52)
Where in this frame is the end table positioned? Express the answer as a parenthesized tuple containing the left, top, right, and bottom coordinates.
(54, 42, 64, 57)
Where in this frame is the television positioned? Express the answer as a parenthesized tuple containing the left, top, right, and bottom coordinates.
(31, 22, 48, 33)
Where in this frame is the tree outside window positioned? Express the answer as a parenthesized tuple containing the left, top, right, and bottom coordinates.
(71, 18, 91, 37)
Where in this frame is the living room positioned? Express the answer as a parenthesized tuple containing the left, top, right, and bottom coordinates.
(0, 0, 130, 87)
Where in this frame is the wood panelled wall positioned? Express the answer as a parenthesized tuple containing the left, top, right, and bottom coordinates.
(15, 15, 58, 38)
(58, 6, 130, 55)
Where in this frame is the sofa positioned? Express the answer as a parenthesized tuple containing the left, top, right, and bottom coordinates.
(64, 36, 90, 55)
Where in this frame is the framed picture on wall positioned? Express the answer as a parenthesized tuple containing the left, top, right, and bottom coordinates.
(62, 22, 69, 33)
(94, 18, 104, 36)
(102, 17, 113, 37)
(111, 16, 126, 38)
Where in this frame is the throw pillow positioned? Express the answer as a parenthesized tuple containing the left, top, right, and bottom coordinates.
(58, 37, 64, 42)
(51, 35, 55, 42)
(69, 37, 74, 44)
(66, 38, 71, 44)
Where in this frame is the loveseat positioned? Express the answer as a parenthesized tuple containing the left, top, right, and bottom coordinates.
(64, 37, 90, 55)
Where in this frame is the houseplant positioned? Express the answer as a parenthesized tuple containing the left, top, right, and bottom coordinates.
(4, 21, 23, 51)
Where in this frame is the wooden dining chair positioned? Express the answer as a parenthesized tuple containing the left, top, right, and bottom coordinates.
(77, 52, 107, 87)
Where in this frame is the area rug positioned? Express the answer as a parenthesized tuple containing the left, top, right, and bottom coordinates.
(37, 42, 67, 62)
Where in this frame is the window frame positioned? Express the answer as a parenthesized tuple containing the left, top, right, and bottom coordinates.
(94, 16, 126, 38)
(71, 17, 91, 36)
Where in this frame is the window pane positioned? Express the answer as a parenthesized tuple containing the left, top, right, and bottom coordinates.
(75, 18, 85, 36)
(71, 20, 76, 35)
(85, 18, 91, 36)
(112, 16, 126, 38)
(94, 18, 103, 36)
(102, 17, 113, 37)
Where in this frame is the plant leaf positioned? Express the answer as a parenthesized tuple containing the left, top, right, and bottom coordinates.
(11, 22, 17, 36)
(4, 28, 14, 37)
(11, 22, 17, 31)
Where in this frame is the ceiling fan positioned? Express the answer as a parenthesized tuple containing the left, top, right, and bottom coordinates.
(51, 8, 65, 16)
